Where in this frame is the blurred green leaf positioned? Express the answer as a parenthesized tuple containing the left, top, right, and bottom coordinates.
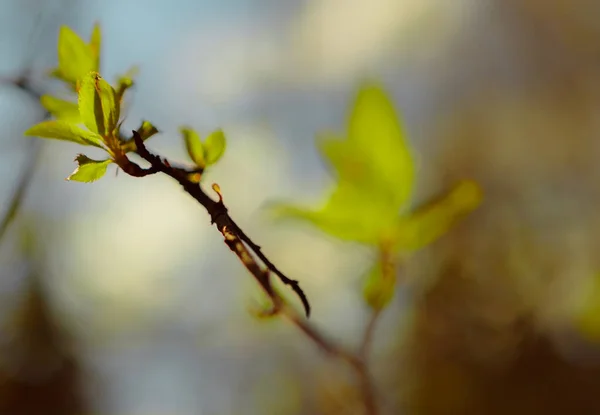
(363, 259, 396, 310)
(40, 95, 80, 123)
(204, 129, 226, 165)
(90, 22, 101, 70)
(272, 181, 397, 244)
(391, 180, 482, 251)
(180, 127, 205, 167)
(54, 26, 96, 85)
(271, 81, 414, 245)
(67, 154, 112, 183)
(348, 81, 414, 210)
(115, 67, 138, 103)
(24, 120, 104, 148)
(317, 135, 372, 189)
(78, 72, 119, 136)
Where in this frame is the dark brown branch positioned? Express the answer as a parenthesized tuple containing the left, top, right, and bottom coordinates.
(130, 131, 311, 316)
(122, 130, 382, 414)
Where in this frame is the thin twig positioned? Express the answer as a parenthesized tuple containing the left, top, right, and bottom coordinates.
(129, 131, 311, 316)
(282, 307, 379, 414)
(125, 129, 379, 414)
(359, 244, 396, 360)
(0, 76, 47, 243)
(359, 308, 382, 360)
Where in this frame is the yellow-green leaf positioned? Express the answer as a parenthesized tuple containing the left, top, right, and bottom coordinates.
(40, 95, 80, 123)
(89, 22, 101, 70)
(271, 180, 398, 244)
(120, 121, 159, 153)
(115, 67, 138, 103)
(78, 72, 120, 136)
(391, 180, 482, 251)
(180, 127, 205, 167)
(67, 154, 112, 183)
(348, 82, 414, 210)
(137, 120, 158, 141)
(203, 129, 226, 165)
(317, 135, 381, 197)
(54, 26, 96, 84)
(363, 260, 396, 311)
(24, 120, 104, 148)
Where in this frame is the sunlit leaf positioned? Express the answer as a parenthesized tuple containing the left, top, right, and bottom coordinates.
(89, 22, 102, 70)
(78, 72, 119, 136)
(137, 121, 158, 141)
(363, 259, 396, 310)
(54, 26, 96, 84)
(115, 68, 138, 104)
(203, 129, 226, 165)
(120, 121, 159, 153)
(24, 120, 104, 148)
(269, 81, 481, 249)
(180, 127, 205, 167)
(391, 180, 482, 251)
(40, 95, 80, 123)
(348, 82, 414, 210)
(317, 135, 379, 194)
(271, 181, 397, 244)
(66, 154, 112, 183)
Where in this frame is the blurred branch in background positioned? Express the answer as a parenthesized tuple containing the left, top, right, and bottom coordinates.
(0, 76, 45, 243)
(0, 3, 89, 414)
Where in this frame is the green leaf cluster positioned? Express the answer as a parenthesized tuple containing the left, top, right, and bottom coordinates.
(24, 24, 229, 184)
(270, 81, 482, 310)
(51, 24, 101, 88)
(180, 127, 227, 169)
(22, 25, 158, 182)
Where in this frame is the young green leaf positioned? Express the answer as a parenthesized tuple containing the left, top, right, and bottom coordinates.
(348, 82, 414, 210)
(362, 260, 396, 311)
(180, 127, 205, 167)
(317, 135, 377, 193)
(89, 22, 102, 70)
(137, 121, 158, 141)
(67, 154, 112, 183)
(24, 120, 104, 148)
(55, 26, 96, 84)
(203, 129, 226, 165)
(78, 72, 120, 136)
(120, 121, 159, 153)
(271, 180, 398, 244)
(40, 95, 80, 123)
(391, 180, 482, 252)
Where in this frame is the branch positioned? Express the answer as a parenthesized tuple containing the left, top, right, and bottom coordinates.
(125, 130, 380, 414)
(128, 131, 311, 317)
(359, 245, 395, 360)
(0, 75, 47, 242)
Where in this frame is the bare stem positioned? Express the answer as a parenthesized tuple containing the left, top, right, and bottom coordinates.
(123, 130, 379, 415)
(0, 76, 47, 243)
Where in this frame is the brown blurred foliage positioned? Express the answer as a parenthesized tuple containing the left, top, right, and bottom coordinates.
(0, 274, 86, 415)
(404, 1, 600, 413)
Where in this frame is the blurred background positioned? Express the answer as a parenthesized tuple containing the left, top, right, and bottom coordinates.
(2, 0, 600, 414)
